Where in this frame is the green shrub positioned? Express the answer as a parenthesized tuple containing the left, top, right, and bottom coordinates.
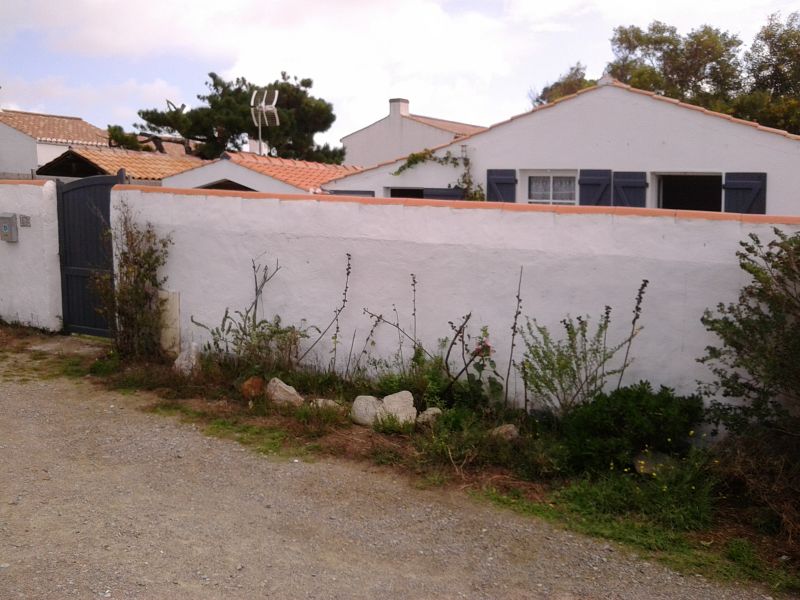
(700, 229, 800, 544)
(518, 280, 648, 418)
(373, 413, 415, 435)
(413, 407, 568, 480)
(558, 450, 715, 531)
(94, 202, 172, 360)
(561, 381, 704, 473)
(701, 229, 800, 435)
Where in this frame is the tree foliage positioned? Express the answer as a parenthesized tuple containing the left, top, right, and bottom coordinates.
(107, 125, 147, 151)
(529, 63, 595, 107)
(137, 72, 344, 163)
(531, 13, 800, 134)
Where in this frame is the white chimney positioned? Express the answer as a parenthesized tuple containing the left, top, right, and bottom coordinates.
(389, 98, 410, 117)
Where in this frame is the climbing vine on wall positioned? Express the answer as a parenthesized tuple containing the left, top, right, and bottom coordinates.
(392, 149, 486, 201)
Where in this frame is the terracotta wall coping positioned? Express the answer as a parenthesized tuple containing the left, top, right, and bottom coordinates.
(114, 184, 800, 226)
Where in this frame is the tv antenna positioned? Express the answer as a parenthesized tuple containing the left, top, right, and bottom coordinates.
(250, 88, 280, 156)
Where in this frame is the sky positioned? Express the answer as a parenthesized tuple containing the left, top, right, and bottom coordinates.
(0, 0, 795, 148)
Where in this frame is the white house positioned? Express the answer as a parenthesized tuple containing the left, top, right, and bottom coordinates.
(325, 77, 800, 216)
(162, 151, 362, 193)
(341, 98, 486, 167)
(0, 109, 107, 178)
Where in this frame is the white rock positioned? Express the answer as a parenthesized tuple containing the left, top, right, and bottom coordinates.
(173, 342, 200, 375)
(382, 390, 417, 425)
(312, 398, 342, 410)
(416, 407, 442, 426)
(266, 378, 304, 407)
(350, 395, 386, 426)
(489, 423, 519, 441)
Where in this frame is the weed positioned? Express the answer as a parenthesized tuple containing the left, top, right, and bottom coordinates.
(205, 419, 288, 455)
(370, 446, 404, 466)
(373, 413, 415, 435)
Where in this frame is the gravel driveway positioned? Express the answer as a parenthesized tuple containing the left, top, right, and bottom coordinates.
(0, 353, 778, 599)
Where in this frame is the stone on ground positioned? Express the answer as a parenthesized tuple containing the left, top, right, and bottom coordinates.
(240, 376, 265, 400)
(350, 395, 386, 426)
(416, 407, 442, 427)
(381, 391, 417, 425)
(266, 377, 304, 407)
(489, 423, 519, 441)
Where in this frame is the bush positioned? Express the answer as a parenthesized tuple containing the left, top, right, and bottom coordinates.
(700, 229, 800, 542)
(561, 381, 705, 473)
(94, 202, 172, 360)
(518, 280, 648, 418)
(713, 429, 800, 547)
(559, 450, 715, 531)
(413, 407, 569, 480)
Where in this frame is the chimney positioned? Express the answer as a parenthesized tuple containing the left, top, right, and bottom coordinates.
(389, 98, 410, 117)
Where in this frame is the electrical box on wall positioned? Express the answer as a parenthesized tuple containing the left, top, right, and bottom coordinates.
(0, 213, 19, 243)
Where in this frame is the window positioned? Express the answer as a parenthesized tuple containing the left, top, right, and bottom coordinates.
(527, 174, 577, 205)
(659, 175, 722, 212)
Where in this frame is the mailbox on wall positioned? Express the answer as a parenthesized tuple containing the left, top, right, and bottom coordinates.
(0, 213, 18, 243)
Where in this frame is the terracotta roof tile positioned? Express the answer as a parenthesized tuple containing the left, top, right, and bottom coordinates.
(0, 109, 107, 146)
(224, 152, 362, 190)
(405, 114, 486, 136)
(52, 146, 203, 180)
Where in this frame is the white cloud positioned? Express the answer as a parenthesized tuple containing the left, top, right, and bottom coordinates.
(1, 0, 793, 146)
(0, 76, 183, 129)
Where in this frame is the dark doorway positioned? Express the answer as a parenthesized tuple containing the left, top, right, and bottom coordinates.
(199, 179, 256, 192)
(660, 175, 722, 212)
(389, 188, 424, 199)
(57, 172, 123, 336)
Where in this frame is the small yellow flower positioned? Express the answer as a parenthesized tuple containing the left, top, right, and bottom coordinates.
(689, 430, 695, 437)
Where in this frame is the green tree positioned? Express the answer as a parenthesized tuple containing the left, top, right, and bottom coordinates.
(607, 21, 743, 108)
(733, 12, 800, 132)
(107, 125, 147, 151)
(534, 14, 800, 134)
(137, 72, 344, 163)
(746, 12, 800, 98)
(529, 63, 595, 106)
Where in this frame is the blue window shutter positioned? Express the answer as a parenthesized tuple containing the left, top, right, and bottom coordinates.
(723, 173, 767, 214)
(612, 172, 648, 207)
(487, 169, 517, 202)
(423, 187, 465, 200)
(578, 170, 612, 205)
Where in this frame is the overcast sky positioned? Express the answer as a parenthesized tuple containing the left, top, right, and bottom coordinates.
(0, 0, 795, 148)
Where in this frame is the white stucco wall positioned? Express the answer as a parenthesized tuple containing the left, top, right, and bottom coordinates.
(326, 85, 800, 215)
(342, 114, 457, 167)
(0, 180, 62, 330)
(36, 142, 74, 167)
(163, 160, 304, 194)
(112, 186, 800, 403)
(0, 124, 37, 178)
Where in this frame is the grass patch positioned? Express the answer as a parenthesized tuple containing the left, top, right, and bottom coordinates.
(373, 413, 415, 436)
(483, 487, 800, 593)
(205, 418, 288, 455)
(370, 446, 404, 466)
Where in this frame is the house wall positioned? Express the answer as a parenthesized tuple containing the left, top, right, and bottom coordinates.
(326, 85, 800, 215)
(342, 115, 456, 167)
(0, 124, 37, 178)
(36, 142, 72, 167)
(0, 180, 62, 330)
(163, 160, 303, 194)
(112, 185, 800, 403)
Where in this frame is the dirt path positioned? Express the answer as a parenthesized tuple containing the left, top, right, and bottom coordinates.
(0, 351, 776, 599)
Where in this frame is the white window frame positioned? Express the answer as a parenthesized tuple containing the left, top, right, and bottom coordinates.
(521, 170, 578, 205)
